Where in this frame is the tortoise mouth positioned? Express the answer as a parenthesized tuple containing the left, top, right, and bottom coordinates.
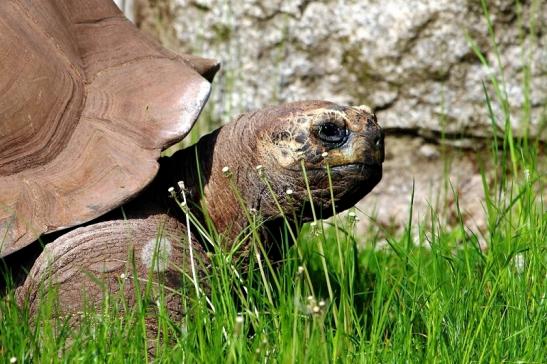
(302, 162, 383, 192)
(282, 161, 382, 172)
(329, 162, 382, 183)
(311, 161, 381, 175)
(328, 162, 381, 170)
(293, 162, 382, 219)
(281, 162, 382, 189)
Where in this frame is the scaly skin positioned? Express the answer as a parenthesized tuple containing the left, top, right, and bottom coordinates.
(156, 100, 383, 245)
(16, 100, 384, 329)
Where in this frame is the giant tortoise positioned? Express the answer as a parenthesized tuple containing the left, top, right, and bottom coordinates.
(0, 0, 384, 324)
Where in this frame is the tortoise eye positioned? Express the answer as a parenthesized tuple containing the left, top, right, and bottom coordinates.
(317, 122, 348, 145)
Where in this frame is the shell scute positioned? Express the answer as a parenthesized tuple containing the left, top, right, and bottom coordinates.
(0, 0, 219, 256)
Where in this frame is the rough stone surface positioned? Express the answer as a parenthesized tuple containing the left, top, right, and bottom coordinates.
(353, 136, 491, 240)
(134, 0, 546, 139)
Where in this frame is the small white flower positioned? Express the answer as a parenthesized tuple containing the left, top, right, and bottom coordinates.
(286, 189, 294, 195)
(235, 315, 244, 324)
(297, 266, 304, 275)
(10, 357, 17, 364)
(321, 151, 328, 158)
(348, 211, 359, 222)
(222, 166, 230, 177)
(177, 180, 186, 191)
(120, 273, 126, 280)
(255, 165, 265, 177)
(309, 221, 319, 236)
(319, 300, 326, 308)
(312, 305, 321, 314)
(167, 186, 175, 197)
(307, 295, 315, 302)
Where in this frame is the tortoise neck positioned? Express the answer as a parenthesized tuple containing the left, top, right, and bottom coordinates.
(158, 121, 264, 251)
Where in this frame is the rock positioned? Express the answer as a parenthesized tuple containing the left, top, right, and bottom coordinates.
(132, 0, 545, 140)
(353, 136, 491, 238)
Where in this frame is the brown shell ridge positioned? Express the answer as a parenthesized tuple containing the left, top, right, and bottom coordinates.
(84, 55, 173, 85)
(0, 0, 218, 257)
(0, 1, 85, 176)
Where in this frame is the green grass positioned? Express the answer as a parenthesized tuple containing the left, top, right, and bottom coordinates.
(1, 154, 545, 363)
(1, 0, 546, 362)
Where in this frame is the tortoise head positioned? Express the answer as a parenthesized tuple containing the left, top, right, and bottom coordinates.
(251, 100, 384, 220)
(184, 100, 384, 243)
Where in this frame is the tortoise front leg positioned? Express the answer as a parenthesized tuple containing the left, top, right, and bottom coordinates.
(16, 213, 209, 329)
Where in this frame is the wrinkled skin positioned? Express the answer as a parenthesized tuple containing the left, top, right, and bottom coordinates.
(161, 101, 384, 242)
(17, 100, 384, 329)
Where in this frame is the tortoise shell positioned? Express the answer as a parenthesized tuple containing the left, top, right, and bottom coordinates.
(0, 0, 219, 257)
